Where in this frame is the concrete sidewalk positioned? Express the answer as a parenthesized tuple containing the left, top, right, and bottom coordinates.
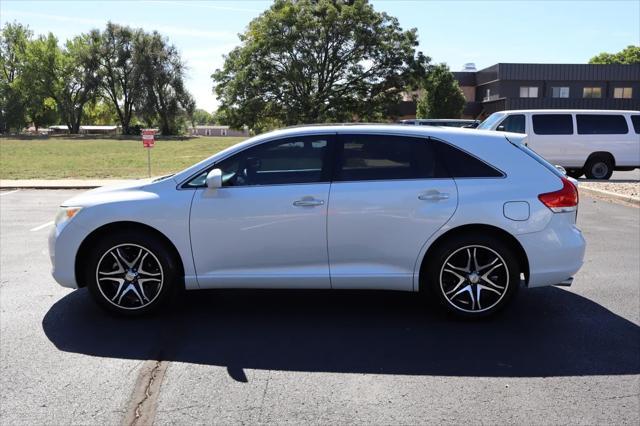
(0, 179, 138, 189)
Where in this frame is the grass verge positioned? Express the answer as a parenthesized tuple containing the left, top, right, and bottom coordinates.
(0, 136, 245, 179)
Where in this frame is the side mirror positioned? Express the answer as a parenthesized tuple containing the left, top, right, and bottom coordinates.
(496, 125, 505, 132)
(206, 168, 223, 189)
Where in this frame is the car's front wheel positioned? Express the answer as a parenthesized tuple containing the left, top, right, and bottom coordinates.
(425, 233, 520, 318)
(84, 230, 179, 315)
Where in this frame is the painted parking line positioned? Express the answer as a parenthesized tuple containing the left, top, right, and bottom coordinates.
(0, 189, 20, 197)
(30, 221, 54, 232)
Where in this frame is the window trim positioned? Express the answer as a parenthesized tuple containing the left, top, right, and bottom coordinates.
(582, 87, 602, 99)
(551, 86, 570, 98)
(613, 87, 633, 99)
(519, 86, 539, 98)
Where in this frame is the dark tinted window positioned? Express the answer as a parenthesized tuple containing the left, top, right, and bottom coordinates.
(189, 135, 330, 187)
(335, 135, 442, 181)
(498, 114, 525, 134)
(577, 114, 629, 135)
(432, 140, 503, 178)
(632, 115, 640, 134)
(532, 114, 573, 135)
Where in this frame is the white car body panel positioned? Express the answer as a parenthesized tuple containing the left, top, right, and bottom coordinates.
(49, 124, 586, 296)
(479, 109, 640, 169)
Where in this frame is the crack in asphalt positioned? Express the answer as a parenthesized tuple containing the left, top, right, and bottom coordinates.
(124, 360, 169, 426)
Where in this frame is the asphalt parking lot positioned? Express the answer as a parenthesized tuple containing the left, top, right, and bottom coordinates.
(1, 188, 638, 425)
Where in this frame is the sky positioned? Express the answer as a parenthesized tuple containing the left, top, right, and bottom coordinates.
(1, 0, 639, 112)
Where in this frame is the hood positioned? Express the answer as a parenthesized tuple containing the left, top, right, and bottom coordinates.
(61, 177, 163, 208)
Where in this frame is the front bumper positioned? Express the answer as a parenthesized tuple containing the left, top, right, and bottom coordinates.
(49, 221, 85, 289)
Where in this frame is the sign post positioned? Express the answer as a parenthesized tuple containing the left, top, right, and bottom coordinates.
(142, 129, 155, 177)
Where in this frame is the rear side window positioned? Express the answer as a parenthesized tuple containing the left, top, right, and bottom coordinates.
(335, 135, 443, 181)
(498, 114, 525, 134)
(576, 114, 628, 134)
(432, 140, 504, 178)
(532, 114, 573, 135)
(629, 115, 640, 134)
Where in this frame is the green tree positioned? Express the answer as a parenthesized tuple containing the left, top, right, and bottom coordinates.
(82, 99, 119, 125)
(24, 33, 100, 133)
(212, 0, 429, 133)
(133, 31, 195, 135)
(89, 23, 141, 134)
(589, 45, 640, 64)
(417, 64, 465, 119)
(191, 108, 214, 125)
(0, 22, 31, 132)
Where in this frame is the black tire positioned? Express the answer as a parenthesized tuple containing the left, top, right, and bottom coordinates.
(84, 230, 179, 316)
(584, 156, 613, 180)
(424, 232, 520, 319)
(566, 168, 584, 179)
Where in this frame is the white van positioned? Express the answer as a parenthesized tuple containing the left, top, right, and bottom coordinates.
(477, 109, 640, 179)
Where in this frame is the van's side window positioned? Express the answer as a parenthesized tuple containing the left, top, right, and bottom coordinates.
(498, 114, 525, 134)
(576, 114, 628, 135)
(532, 114, 573, 135)
(631, 115, 640, 134)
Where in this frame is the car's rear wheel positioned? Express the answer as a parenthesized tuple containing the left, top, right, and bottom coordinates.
(85, 230, 179, 315)
(584, 155, 613, 180)
(425, 233, 520, 318)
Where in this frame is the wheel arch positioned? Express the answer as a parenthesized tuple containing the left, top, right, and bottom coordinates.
(417, 223, 530, 291)
(74, 221, 185, 288)
(586, 151, 616, 168)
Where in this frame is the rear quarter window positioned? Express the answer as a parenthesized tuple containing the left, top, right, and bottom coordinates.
(432, 139, 503, 178)
(532, 114, 573, 135)
(576, 114, 628, 134)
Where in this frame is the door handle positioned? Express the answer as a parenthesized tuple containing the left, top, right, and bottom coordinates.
(418, 191, 450, 201)
(293, 198, 325, 207)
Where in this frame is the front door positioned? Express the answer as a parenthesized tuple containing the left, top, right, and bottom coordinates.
(189, 134, 334, 289)
(328, 134, 458, 291)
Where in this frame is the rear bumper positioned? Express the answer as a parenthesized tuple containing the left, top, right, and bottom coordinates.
(517, 212, 586, 288)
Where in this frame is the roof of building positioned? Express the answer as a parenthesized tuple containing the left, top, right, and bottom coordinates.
(193, 125, 231, 129)
(49, 125, 119, 130)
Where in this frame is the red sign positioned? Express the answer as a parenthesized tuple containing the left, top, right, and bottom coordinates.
(142, 129, 155, 148)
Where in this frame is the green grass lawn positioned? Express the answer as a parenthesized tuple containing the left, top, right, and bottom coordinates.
(0, 136, 246, 179)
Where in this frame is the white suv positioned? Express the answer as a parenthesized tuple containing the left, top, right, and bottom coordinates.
(49, 125, 586, 318)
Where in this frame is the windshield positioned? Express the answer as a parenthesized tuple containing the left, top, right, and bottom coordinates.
(477, 112, 505, 130)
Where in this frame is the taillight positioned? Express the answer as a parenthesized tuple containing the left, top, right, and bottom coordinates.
(538, 177, 579, 213)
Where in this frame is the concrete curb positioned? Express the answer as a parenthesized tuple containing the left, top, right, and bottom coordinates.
(580, 186, 640, 207)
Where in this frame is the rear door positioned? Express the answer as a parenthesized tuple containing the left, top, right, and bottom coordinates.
(327, 134, 457, 291)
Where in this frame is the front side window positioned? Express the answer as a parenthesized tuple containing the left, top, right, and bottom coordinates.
(577, 114, 628, 135)
(613, 87, 633, 99)
(497, 114, 526, 134)
(552, 87, 570, 98)
(583, 87, 602, 98)
(519, 86, 538, 98)
(335, 135, 441, 181)
(187, 135, 331, 187)
(532, 114, 574, 135)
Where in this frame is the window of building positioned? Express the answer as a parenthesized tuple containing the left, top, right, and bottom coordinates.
(577, 115, 628, 135)
(613, 87, 633, 99)
(631, 115, 640, 134)
(532, 114, 573, 135)
(497, 114, 526, 134)
(552, 87, 570, 98)
(519, 87, 538, 98)
(583, 87, 602, 98)
(335, 135, 440, 181)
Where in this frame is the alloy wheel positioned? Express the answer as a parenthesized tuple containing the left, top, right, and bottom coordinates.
(95, 243, 164, 310)
(439, 245, 509, 313)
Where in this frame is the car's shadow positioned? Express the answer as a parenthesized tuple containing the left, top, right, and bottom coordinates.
(42, 287, 639, 381)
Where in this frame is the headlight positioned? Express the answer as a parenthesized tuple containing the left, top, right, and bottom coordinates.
(55, 207, 82, 227)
